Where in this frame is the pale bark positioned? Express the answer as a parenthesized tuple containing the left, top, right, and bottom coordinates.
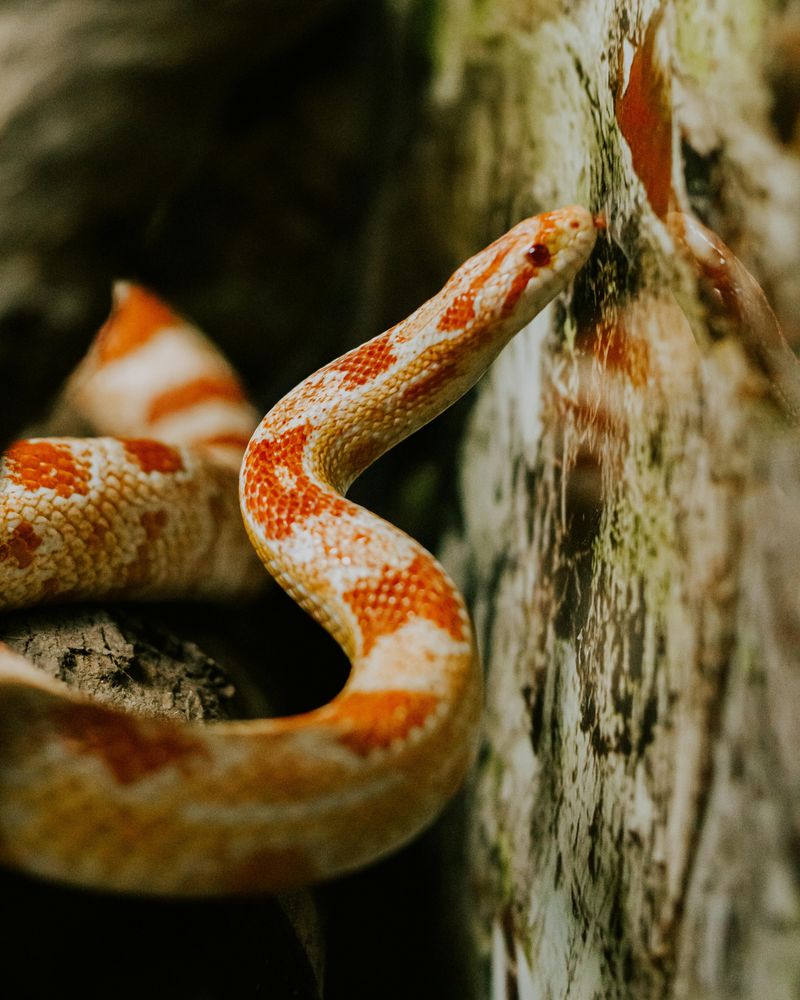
(383, 0, 800, 996)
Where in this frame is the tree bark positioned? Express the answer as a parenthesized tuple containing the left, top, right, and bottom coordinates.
(383, 0, 800, 996)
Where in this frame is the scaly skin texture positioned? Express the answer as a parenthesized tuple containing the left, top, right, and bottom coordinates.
(0, 208, 599, 895)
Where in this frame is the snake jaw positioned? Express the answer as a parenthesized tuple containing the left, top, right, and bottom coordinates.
(437, 205, 598, 350)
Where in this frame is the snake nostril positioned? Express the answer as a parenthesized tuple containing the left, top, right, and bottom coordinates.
(526, 243, 551, 267)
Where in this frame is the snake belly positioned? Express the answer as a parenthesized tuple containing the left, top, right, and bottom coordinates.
(0, 207, 598, 894)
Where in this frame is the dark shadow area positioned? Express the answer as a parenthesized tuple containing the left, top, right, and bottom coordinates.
(2, 868, 320, 999)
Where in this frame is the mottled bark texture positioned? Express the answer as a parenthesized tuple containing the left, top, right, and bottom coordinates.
(387, 0, 800, 997)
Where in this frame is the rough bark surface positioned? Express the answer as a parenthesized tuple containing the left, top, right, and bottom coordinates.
(0, 607, 242, 720)
(387, 0, 800, 996)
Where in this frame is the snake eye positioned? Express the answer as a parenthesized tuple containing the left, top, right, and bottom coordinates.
(526, 243, 551, 267)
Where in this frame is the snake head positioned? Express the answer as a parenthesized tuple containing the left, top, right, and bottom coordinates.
(439, 204, 600, 341)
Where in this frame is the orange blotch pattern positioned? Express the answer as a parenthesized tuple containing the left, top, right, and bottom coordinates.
(4, 441, 91, 498)
(96, 285, 182, 363)
(122, 439, 184, 475)
(0, 522, 42, 569)
(121, 540, 152, 589)
(342, 434, 390, 482)
(615, 14, 673, 218)
(244, 425, 349, 542)
(500, 264, 538, 318)
(326, 333, 397, 389)
(437, 222, 560, 335)
(83, 519, 111, 551)
(342, 554, 465, 656)
(332, 690, 440, 755)
(437, 241, 516, 333)
(53, 703, 209, 785)
(147, 375, 246, 423)
(437, 292, 476, 332)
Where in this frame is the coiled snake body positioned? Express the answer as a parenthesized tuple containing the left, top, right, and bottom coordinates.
(0, 207, 598, 894)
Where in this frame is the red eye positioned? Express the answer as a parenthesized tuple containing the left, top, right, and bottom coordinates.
(526, 243, 550, 267)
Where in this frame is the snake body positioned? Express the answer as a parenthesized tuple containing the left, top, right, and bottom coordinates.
(0, 207, 598, 894)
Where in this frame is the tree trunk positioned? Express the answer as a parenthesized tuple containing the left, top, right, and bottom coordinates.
(382, 0, 800, 996)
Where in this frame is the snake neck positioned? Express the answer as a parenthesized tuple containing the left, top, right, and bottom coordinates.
(240, 207, 598, 669)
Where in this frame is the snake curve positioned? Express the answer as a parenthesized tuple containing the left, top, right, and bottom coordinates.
(0, 206, 599, 894)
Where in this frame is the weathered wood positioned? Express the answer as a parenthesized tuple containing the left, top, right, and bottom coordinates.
(0, 606, 243, 720)
(388, 0, 800, 995)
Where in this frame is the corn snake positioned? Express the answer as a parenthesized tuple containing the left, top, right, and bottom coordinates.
(0, 206, 599, 894)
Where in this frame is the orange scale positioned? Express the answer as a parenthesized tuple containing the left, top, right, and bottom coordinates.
(330, 690, 441, 755)
(500, 263, 538, 317)
(342, 554, 465, 656)
(437, 292, 476, 332)
(245, 428, 350, 541)
(52, 702, 210, 785)
(83, 521, 112, 551)
(0, 521, 43, 569)
(121, 439, 184, 475)
(4, 441, 91, 498)
(197, 433, 252, 451)
(139, 509, 168, 541)
(326, 333, 397, 389)
(436, 241, 522, 335)
(402, 353, 461, 405)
